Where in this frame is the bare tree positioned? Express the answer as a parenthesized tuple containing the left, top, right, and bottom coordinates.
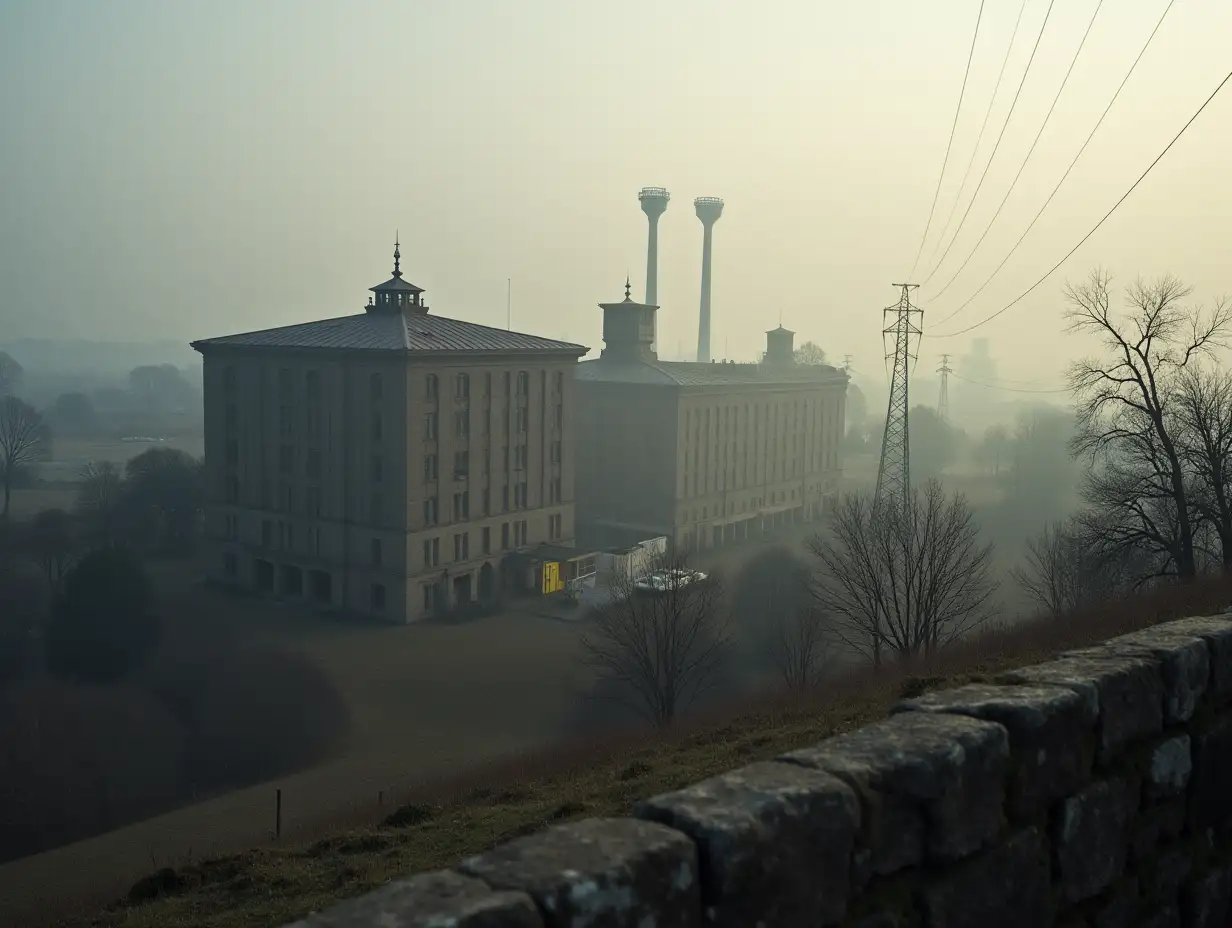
(0, 396, 51, 519)
(1012, 518, 1132, 616)
(1174, 365, 1232, 568)
(582, 552, 729, 728)
(793, 341, 827, 365)
(769, 606, 830, 692)
(807, 481, 997, 666)
(1068, 271, 1232, 580)
(75, 461, 127, 544)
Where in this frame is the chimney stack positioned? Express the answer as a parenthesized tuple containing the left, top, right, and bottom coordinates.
(694, 197, 724, 364)
(638, 187, 670, 307)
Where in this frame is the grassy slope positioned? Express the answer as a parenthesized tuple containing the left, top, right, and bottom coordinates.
(53, 572, 1232, 928)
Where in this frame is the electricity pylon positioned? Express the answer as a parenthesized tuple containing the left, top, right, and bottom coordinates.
(937, 353, 953, 421)
(874, 284, 923, 511)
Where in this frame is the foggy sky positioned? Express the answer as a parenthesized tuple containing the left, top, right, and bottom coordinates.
(2, 0, 1230, 391)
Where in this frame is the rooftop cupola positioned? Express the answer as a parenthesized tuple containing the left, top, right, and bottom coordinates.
(367, 234, 427, 314)
(764, 324, 795, 365)
(598, 277, 658, 363)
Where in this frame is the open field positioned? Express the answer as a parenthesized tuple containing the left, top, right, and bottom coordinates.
(23, 570, 1232, 928)
(0, 525, 822, 926)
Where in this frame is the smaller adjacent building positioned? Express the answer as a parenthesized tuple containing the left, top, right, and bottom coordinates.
(575, 284, 848, 552)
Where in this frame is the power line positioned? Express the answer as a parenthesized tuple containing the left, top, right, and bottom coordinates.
(928, 0, 1103, 303)
(950, 371, 1070, 394)
(907, 0, 987, 280)
(928, 0, 1176, 331)
(922, 0, 1057, 287)
(924, 0, 1028, 276)
(929, 61, 1232, 340)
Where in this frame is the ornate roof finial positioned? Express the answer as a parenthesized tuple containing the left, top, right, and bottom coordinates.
(624, 275, 632, 301)
(393, 232, 402, 278)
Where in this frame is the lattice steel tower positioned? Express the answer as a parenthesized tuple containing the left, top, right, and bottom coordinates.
(937, 353, 953, 421)
(874, 284, 923, 510)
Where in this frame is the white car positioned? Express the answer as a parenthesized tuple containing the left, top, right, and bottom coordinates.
(634, 568, 709, 594)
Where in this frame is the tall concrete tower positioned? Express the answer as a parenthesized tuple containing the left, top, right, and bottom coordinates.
(638, 187, 670, 307)
(694, 196, 724, 363)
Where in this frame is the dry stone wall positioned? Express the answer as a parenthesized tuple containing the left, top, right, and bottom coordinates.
(287, 615, 1232, 927)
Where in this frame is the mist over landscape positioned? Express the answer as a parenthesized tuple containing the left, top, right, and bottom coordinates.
(3, 1, 1232, 926)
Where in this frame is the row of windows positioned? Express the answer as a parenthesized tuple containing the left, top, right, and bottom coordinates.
(223, 367, 567, 405)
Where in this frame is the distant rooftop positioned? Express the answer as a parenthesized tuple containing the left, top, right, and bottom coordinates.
(577, 357, 847, 388)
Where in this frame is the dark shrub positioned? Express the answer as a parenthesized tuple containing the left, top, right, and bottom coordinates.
(45, 546, 160, 684)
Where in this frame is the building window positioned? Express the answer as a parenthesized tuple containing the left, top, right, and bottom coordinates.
(452, 491, 469, 520)
(482, 488, 490, 515)
(261, 519, 272, 547)
(501, 486, 509, 511)
(554, 371, 564, 394)
(423, 537, 440, 567)
(504, 371, 511, 395)
(501, 522, 510, 549)
(279, 405, 292, 436)
(456, 373, 469, 398)
(307, 486, 321, 518)
(550, 441, 562, 464)
(224, 366, 237, 396)
(371, 492, 383, 525)
(454, 409, 469, 437)
(370, 372, 383, 401)
(424, 453, 438, 482)
(453, 450, 469, 478)
(515, 406, 528, 433)
(371, 413, 383, 442)
(307, 448, 321, 478)
(424, 413, 438, 440)
(371, 537, 382, 567)
(550, 477, 561, 503)
(423, 496, 439, 526)
(502, 446, 510, 472)
(426, 374, 438, 399)
(482, 526, 491, 554)
(484, 372, 492, 396)
(225, 439, 238, 467)
(279, 444, 293, 474)
(549, 514, 562, 540)
(517, 371, 529, 395)
(278, 368, 292, 402)
(226, 476, 239, 503)
(453, 532, 469, 561)
(371, 583, 386, 612)
(422, 583, 437, 614)
(371, 454, 383, 482)
(306, 369, 320, 403)
(553, 404, 563, 429)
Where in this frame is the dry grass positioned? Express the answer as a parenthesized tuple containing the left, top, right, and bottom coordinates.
(29, 571, 1232, 928)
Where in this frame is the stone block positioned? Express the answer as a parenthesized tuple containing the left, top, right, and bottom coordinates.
(1054, 777, 1139, 904)
(1182, 862, 1232, 928)
(1074, 626, 1209, 723)
(894, 683, 1093, 818)
(919, 827, 1052, 928)
(780, 712, 1008, 876)
(1138, 844, 1192, 907)
(634, 760, 859, 927)
(286, 870, 543, 928)
(1089, 875, 1140, 928)
(1188, 713, 1232, 831)
(1130, 799, 1186, 863)
(1157, 615, 1232, 705)
(1147, 734, 1192, 800)
(998, 654, 1163, 763)
(458, 818, 700, 928)
(1138, 904, 1181, 928)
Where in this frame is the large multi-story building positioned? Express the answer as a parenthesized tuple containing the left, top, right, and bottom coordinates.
(576, 284, 848, 551)
(191, 243, 587, 622)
